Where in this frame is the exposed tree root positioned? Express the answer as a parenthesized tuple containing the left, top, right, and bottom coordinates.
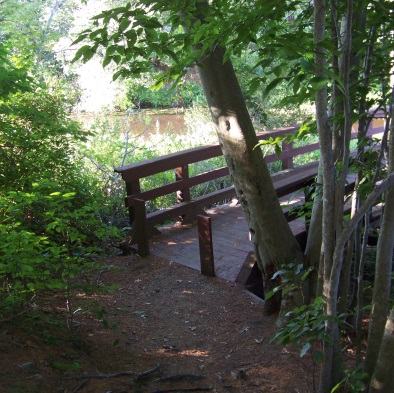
(63, 363, 161, 381)
(150, 388, 212, 393)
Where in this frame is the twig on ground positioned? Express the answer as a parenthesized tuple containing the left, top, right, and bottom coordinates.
(63, 364, 161, 381)
(153, 375, 206, 383)
(150, 388, 212, 393)
(96, 268, 110, 285)
(72, 379, 90, 392)
(0, 310, 27, 324)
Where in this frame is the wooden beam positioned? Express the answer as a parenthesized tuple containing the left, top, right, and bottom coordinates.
(197, 215, 215, 277)
(134, 199, 149, 257)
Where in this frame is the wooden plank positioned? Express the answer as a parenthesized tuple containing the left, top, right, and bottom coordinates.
(115, 144, 223, 181)
(272, 162, 319, 197)
(145, 187, 236, 226)
(125, 167, 229, 206)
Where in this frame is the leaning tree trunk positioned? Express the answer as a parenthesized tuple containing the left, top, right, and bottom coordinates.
(196, 45, 304, 319)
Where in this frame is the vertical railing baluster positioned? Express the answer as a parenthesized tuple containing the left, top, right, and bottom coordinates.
(125, 179, 141, 226)
(281, 139, 294, 170)
(175, 165, 191, 204)
(197, 215, 215, 277)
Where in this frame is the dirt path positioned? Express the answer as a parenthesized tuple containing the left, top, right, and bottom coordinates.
(1, 254, 315, 392)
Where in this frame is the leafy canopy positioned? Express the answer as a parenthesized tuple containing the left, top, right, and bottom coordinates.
(72, 0, 291, 86)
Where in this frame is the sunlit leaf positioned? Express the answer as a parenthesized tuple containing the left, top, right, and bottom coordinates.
(300, 343, 311, 357)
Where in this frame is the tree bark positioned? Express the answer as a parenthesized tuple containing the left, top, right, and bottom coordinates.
(304, 166, 323, 302)
(196, 45, 304, 319)
(314, 1, 337, 391)
(369, 307, 394, 393)
(365, 109, 394, 377)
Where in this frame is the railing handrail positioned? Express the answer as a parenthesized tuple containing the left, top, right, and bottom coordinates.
(114, 117, 385, 182)
(114, 125, 300, 181)
(114, 120, 385, 255)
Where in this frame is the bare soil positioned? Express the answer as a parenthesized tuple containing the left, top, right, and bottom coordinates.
(0, 254, 316, 393)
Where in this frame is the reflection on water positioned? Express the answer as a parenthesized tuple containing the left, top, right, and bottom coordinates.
(72, 109, 186, 137)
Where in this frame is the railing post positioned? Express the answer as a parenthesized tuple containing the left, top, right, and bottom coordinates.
(197, 215, 215, 277)
(175, 165, 191, 203)
(134, 198, 149, 257)
(281, 139, 294, 170)
(125, 179, 141, 227)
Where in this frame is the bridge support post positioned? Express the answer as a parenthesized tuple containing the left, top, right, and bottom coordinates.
(197, 215, 215, 277)
(125, 179, 141, 226)
(134, 198, 149, 257)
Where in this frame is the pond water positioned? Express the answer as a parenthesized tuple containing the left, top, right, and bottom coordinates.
(73, 109, 187, 137)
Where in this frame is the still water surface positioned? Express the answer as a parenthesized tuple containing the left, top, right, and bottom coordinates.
(73, 110, 187, 137)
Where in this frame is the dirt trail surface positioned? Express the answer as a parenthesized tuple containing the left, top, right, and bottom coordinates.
(0, 254, 314, 392)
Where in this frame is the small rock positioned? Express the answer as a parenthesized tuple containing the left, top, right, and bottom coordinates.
(17, 362, 34, 371)
(27, 374, 44, 380)
(231, 368, 247, 380)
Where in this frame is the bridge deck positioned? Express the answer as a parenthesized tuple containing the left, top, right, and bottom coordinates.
(150, 195, 306, 283)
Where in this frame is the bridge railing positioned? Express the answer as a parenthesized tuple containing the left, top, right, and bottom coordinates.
(115, 119, 385, 256)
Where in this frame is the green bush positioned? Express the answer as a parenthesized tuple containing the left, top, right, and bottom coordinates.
(0, 180, 118, 313)
(0, 88, 90, 192)
(0, 60, 118, 316)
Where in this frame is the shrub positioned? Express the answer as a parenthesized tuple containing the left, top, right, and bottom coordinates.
(0, 180, 118, 315)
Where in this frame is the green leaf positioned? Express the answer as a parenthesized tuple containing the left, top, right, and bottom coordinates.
(72, 45, 93, 62)
(316, 39, 341, 56)
(71, 34, 89, 46)
(125, 30, 137, 46)
(26, 282, 35, 290)
(352, 380, 365, 391)
(69, 232, 79, 243)
(264, 78, 283, 97)
(249, 77, 261, 95)
(263, 289, 278, 301)
(102, 56, 112, 68)
(300, 343, 311, 357)
(272, 269, 286, 280)
(274, 143, 282, 157)
(119, 19, 131, 32)
(113, 55, 122, 64)
(313, 350, 325, 363)
(300, 58, 314, 72)
(106, 45, 117, 56)
(113, 70, 122, 81)
(272, 65, 282, 78)
(309, 76, 329, 91)
(62, 192, 76, 198)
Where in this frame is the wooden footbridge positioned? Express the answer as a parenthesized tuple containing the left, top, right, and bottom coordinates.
(115, 119, 385, 286)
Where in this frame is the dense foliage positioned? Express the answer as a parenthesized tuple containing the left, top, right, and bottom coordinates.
(0, 33, 116, 317)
